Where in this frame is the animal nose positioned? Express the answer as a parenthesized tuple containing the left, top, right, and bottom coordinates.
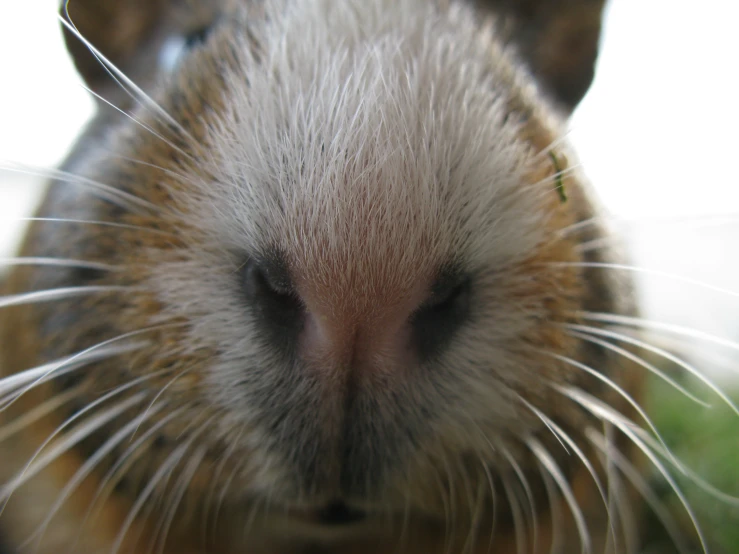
(297, 271, 471, 376)
(300, 302, 416, 376)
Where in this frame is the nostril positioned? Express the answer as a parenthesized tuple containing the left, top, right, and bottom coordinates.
(410, 270, 471, 362)
(316, 501, 367, 525)
(239, 254, 305, 353)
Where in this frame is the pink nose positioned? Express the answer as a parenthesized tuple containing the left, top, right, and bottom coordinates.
(299, 295, 419, 376)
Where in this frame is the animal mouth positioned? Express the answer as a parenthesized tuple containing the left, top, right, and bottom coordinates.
(315, 501, 367, 526)
(287, 500, 369, 527)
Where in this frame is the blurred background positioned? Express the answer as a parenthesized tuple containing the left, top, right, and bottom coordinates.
(1, 0, 738, 379)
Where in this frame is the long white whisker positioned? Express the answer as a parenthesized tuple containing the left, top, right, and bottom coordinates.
(0, 388, 79, 444)
(0, 343, 141, 401)
(99, 152, 199, 189)
(0, 394, 145, 507)
(21, 402, 166, 548)
(517, 395, 569, 455)
(586, 427, 692, 554)
(1, 379, 155, 516)
(581, 311, 739, 359)
(539, 452, 563, 554)
(202, 424, 246, 545)
(109, 417, 212, 554)
(59, 8, 202, 152)
(10, 368, 172, 504)
(20, 217, 175, 237)
(73, 407, 186, 546)
(556, 386, 709, 554)
(153, 446, 207, 554)
(567, 328, 710, 407)
(541, 350, 677, 466)
(631, 427, 739, 506)
(551, 261, 739, 297)
(110, 444, 191, 554)
(131, 365, 194, 440)
(0, 257, 116, 272)
(568, 323, 739, 416)
(500, 474, 526, 554)
(456, 457, 478, 554)
(475, 455, 498, 552)
(1, 323, 178, 411)
(575, 237, 617, 253)
(1, 164, 158, 213)
(522, 400, 611, 518)
(598, 423, 627, 554)
(0, 285, 130, 310)
(499, 445, 538, 553)
(80, 83, 195, 162)
(439, 452, 458, 554)
(528, 437, 591, 554)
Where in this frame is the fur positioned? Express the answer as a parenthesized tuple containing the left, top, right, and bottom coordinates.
(0, 0, 655, 553)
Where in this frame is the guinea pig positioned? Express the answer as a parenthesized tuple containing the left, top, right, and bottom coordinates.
(0, 0, 699, 552)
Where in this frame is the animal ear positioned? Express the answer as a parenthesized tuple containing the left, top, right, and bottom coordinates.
(60, 0, 169, 100)
(474, 0, 607, 111)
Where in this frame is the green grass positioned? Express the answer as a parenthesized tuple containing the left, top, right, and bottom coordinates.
(640, 374, 739, 553)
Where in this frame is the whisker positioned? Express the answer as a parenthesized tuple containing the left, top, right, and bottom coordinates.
(100, 152, 199, 190)
(575, 237, 618, 254)
(539, 454, 563, 554)
(59, 7, 203, 153)
(586, 427, 693, 554)
(473, 453, 498, 552)
(631, 427, 739, 506)
(10, 368, 172, 504)
(456, 457, 477, 554)
(109, 416, 213, 554)
(550, 261, 739, 298)
(556, 212, 739, 239)
(500, 474, 526, 554)
(566, 328, 710, 407)
(581, 311, 739, 359)
(567, 323, 739, 416)
(153, 446, 207, 554)
(528, 164, 583, 196)
(211, 452, 246, 543)
(1, 323, 178, 411)
(0, 394, 145, 508)
(531, 130, 575, 163)
(518, 396, 569, 455)
(202, 424, 246, 547)
(439, 452, 458, 554)
(73, 407, 186, 546)
(0, 387, 79, 444)
(131, 365, 194, 440)
(20, 217, 176, 238)
(539, 350, 677, 466)
(499, 445, 538, 553)
(0, 257, 116, 272)
(600, 422, 634, 554)
(0, 285, 130, 310)
(21, 401, 166, 549)
(82, 83, 195, 163)
(1, 163, 158, 213)
(0, 342, 144, 403)
(556, 385, 709, 554)
(555, 215, 603, 238)
(528, 437, 592, 554)
(522, 400, 611, 518)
